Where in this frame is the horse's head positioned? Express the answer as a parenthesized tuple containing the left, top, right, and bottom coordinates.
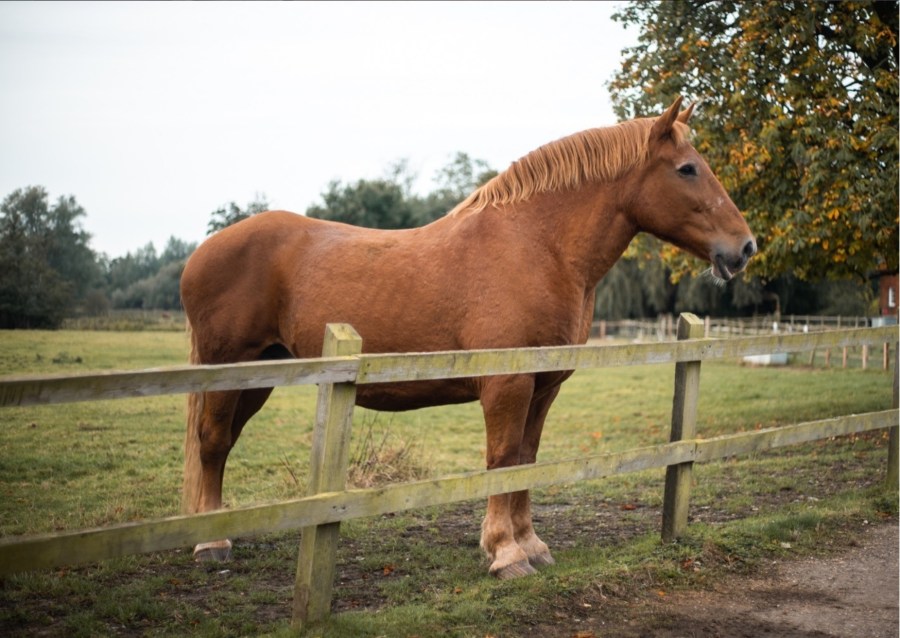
(624, 98, 756, 281)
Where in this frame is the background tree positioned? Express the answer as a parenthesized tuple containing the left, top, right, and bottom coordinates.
(610, 0, 898, 282)
(0, 187, 99, 328)
(207, 194, 270, 235)
(105, 237, 196, 310)
(105, 243, 160, 295)
(594, 259, 654, 321)
(307, 178, 414, 229)
(595, 254, 772, 320)
(307, 153, 497, 229)
(412, 152, 498, 225)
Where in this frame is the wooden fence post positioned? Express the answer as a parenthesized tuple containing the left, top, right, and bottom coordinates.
(292, 324, 362, 629)
(662, 313, 705, 543)
(887, 342, 898, 490)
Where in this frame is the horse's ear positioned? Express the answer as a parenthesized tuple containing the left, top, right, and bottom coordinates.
(677, 102, 695, 124)
(649, 97, 684, 146)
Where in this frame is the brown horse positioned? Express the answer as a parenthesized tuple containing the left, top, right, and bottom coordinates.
(180, 98, 756, 578)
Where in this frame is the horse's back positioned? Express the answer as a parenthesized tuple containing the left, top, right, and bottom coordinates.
(181, 211, 458, 359)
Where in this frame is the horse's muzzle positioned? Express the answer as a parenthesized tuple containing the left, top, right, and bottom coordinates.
(713, 238, 757, 281)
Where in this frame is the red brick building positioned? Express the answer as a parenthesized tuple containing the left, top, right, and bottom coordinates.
(878, 272, 898, 317)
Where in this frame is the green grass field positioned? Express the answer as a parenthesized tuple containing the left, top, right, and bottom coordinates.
(0, 329, 896, 637)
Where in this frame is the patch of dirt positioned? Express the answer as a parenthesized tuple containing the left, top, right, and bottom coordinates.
(564, 522, 899, 638)
(332, 481, 898, 637)
(329, 499, 897, 637)
(2, 438, 895, 637)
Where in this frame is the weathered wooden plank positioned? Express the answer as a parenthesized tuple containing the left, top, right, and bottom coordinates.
(0, 357, 359, 407)
(294, 324, 362, 627)
(2, 408, 894, 576)
(2, 327, 893, 408)
(662, 313, 704, 542)
(694, 410, 899, 461)
(355, 327, 898, 384)
(0, 441, 697, 575)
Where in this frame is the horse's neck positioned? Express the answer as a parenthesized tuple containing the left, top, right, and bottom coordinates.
(501, 185, 638, 289)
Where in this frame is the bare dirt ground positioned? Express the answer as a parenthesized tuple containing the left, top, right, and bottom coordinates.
(546, 521, 899, 638)
(333, 486, 898, 638)
(3, 449, 895, 637)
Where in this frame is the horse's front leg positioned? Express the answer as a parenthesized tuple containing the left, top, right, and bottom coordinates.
(510, 383, 561, 568)
(479, 374, 536, 579)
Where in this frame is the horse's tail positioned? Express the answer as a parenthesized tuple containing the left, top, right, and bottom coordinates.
(182, 319, 203, 514)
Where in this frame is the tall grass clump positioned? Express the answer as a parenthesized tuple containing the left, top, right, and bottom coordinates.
(347, 414, 432, 488)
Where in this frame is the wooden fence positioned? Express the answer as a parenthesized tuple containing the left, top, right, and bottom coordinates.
(0, 315, 897, 630)
(594, 314, 895, 370)
(594, 314, 883, 340)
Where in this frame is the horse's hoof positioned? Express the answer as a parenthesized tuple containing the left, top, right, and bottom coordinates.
(491, 558, 537, 580)
(528, 551, 556, 568)
(193, 539, 232, 562)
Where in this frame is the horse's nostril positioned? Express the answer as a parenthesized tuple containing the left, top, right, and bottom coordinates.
(743, 239, 757, 259)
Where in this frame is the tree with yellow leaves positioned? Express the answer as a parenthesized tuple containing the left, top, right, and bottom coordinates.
(610, 1, 898, 282)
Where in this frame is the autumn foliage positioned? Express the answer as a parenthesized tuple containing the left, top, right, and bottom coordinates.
(610, 1, 898, 281)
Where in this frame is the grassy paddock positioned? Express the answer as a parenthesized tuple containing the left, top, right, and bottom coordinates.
(61, 310, 187, 332)
(0, 329, 896, 637)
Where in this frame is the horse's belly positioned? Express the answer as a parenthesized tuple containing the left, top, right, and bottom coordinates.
(354, 379, 478, 412)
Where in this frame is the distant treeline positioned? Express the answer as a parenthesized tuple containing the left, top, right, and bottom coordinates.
(0, 153, 878, 329)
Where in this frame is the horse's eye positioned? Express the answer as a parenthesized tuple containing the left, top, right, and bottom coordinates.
(677, 164, 698, 177)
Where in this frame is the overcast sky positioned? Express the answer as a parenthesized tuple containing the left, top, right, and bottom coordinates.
(1, 1, 639, 258)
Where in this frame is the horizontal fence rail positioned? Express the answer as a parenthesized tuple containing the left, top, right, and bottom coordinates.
(1, 320, 897, 628)
(1, 409, 894, 575)
(593, 314, 888, 341)
(1, 327, 894, 408)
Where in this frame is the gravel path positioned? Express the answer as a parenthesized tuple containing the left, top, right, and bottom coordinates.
(638, 522, 899, 638)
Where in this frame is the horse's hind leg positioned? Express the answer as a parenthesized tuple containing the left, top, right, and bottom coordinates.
(187, 387, 274, 561)
(184, 388, 238, 560)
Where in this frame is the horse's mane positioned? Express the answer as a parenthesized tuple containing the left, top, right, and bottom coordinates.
(448, 117, 691, 218)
